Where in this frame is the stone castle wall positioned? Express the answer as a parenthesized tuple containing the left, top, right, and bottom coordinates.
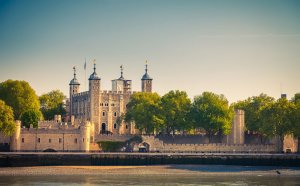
(19, 129, 81, 151)
(9, 121, 92, 152)
(141, 136, 277, 153)
(161, 143, 276, 153)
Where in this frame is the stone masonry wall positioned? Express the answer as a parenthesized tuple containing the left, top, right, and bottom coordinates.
(19, 129, 81, 152)
(142, 136, 277, 153)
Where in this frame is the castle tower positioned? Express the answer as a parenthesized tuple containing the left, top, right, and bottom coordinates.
(141, 61, 153, 92)
(112, 65, 132, 93)
(228, 109, 245, 145)
(69, 67, 80, 119)
(80, 121, 91, 152)
(10, 120, 21, 151)
(89, 60, 101, 134)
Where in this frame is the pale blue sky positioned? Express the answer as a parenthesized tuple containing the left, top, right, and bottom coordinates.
(0, 0, 300, 103)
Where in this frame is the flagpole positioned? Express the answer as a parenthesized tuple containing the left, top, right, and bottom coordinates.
(85, 58, 87, 91)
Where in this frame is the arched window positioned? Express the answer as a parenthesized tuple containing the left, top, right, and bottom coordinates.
(114, 112, 117, 117)
(102, 111, 105, 116)
(114, 123, 117, 129)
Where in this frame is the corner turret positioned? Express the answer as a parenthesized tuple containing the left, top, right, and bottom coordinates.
(141, 61, 153, 92)
(80, 121, 91, 152)
(69, 67, 80, 120)
(10, 120, 21, 151)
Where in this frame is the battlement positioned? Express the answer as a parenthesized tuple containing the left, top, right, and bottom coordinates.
(162, 143, 276, 153)
(234, 109, 245, 115)
(21, 128, 80, 134)
(73, 91, 89, 97)
(99, 90, 134, 95)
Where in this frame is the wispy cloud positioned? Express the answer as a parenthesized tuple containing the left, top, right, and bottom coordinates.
(197, 33, 300, 38)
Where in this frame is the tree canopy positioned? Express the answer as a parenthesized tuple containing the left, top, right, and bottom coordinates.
(0, 80, 40, 120)
(39, 90, 66, 120)
(191, 92, 233, 141)
(161, 90, 191, 134)
(0, 100, 16, 136)
(233, 93, 275, 133)
(124, 91, 235, 137)
(125, 92, 163, 134)
(259, 98, 294, 148)
(20, 109, 42, 128)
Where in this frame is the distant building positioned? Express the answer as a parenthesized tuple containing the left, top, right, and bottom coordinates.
(281, 94, 287, 99)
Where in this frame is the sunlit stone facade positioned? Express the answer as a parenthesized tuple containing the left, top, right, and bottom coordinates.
(69, 62, 153, 136)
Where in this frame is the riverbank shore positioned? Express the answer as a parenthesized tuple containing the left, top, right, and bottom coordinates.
(1, 165, 300, 176)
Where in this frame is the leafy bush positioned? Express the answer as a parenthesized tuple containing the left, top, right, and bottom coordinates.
(97, 141, 125, 152)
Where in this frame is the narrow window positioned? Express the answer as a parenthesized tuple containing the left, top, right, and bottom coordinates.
(114, 123, 117, 129)
(102, 111, 105, 116)
(22, 138, 24, 143)
(83, 138, 85, 142)
(59, 138, 62, 143)
(74, 138, 77, 143)
(125, 125, 128, 129)
(114, 112, 117, 117)
(49, 139, 51, 143)
(38, 138, 40, 143)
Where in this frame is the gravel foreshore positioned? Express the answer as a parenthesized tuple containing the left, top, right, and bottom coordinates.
(1, 165, 300, 177)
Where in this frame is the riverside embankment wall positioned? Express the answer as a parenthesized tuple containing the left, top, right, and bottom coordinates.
(0, 153, 299, 167)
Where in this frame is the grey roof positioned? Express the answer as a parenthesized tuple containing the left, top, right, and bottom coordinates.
(69, 78, 80, 85)
(141, 72, 152, 80)
(89, 72, 101, 80)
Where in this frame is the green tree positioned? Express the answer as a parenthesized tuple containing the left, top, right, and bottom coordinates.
(160, 90, 192, 134)
(125, 92, 163, 134)
(233, 93, 275, 133)
(292, 93, 300, 105)
(0, 80, 40, 119)
(260, 98, 294, 147)
(0, 100, 16, 136)
(290, 94, 300, 138)
(39, 90, 66, 120)
(20, 109, 42, 128)
(191, 92, 233, 142)
(292, 103, 300, 138)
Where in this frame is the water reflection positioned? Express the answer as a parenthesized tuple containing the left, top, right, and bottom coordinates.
(1, 174, 300, 186)
(1, 165, 300, 185)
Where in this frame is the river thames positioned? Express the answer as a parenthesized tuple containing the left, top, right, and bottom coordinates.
(0, 165, 300, 185)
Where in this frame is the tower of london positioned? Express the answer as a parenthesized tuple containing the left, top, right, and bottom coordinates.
(68, 61, 153, 137)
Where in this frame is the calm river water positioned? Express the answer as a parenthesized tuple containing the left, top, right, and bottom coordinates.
(1, 175, 300, 185)
(0, 165, 299, 185)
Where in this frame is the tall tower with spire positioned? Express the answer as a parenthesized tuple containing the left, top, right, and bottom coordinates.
(141, 61, 153, 92)
(112, 65, 132, 93)
(89, 60, 101, 133)
(69, 66, 80, 118)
